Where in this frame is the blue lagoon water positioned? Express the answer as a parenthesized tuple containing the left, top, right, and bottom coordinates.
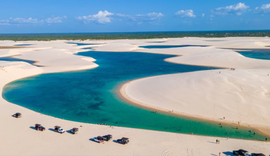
(237, 49, 270, 60)
(2, 51, 267, 140)
(14, 44, 32, 46)
(140, 45, 208, 49)
(0, 57, 42, 67)
(66, 42, 99, 46)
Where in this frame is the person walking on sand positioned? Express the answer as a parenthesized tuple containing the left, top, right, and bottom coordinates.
(219, 152, 221, 156)
(216, 139, 218, 144)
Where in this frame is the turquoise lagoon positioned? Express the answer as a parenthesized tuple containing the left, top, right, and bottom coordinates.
(237, 49, 270, 60)
(2, 51, 267, 141)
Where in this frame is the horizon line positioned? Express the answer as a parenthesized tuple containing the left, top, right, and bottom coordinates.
(1, 29, 270, 35)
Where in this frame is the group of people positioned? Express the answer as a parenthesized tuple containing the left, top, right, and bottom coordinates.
(0, 66, 7, 72)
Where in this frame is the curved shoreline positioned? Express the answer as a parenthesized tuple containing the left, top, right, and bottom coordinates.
(119, 74, 270, 138)
(3, 59, 268, 141)
(1, 39, 270, 155)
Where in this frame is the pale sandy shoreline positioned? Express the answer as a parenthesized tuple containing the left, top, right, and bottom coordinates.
(1, 38, 270, 155)
(119, 71, 270, 138)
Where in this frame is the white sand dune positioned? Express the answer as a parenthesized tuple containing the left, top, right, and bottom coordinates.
(1, 38, 270, 155)
(122, 69, 270, 127)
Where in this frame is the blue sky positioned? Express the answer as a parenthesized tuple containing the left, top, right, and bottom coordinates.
(0, 0, 270, 33)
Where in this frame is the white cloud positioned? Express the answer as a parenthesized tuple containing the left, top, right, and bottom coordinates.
(77, 10, 114, 24)
(0, 16, 66, 25)
(46, 16, 66, 23)
(202, 13, 205, 17)
(134, 12, 164, 21)
(210, 15, 214, 20)
(104, 12, 164, 24)
(0, 19, 10, 25)
(212, 2, 249, 16)
(11, 17, 42, 24)
(145, 12, 164, 19)
(175, 10, 196, 18)
(255, 4, 270, 14)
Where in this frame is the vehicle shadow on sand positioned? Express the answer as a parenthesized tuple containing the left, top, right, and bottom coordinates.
(89, 138, 95, 142)
(223, 151, 234, 156)
(29, 126, 36, 130)
(48, 128, 55, 132)
(66, 130, 73, 135)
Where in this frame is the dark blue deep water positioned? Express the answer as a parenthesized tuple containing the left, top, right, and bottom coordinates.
(2, 51, 267, 140)
(237, 49, 270, 60)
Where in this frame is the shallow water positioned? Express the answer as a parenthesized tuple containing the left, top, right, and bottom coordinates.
(237, 49, 270, 60)
(140, 45, 208, 49)
(14, 44, 32, 46)
(66, 42, 98, 46)
(0, 57, 42, 67)
(2, 51, 267, 140)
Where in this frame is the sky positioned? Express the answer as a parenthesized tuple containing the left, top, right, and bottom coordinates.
(0, 0, 270, 33)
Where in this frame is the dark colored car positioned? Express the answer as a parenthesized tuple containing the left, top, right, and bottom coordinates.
(117, 137, 129, 145)
(35, 124, 45, 131)
(70, 128, 79, 134)
(102, 134, 112, 141)
(93, 136, 104, 143)
(12, 113, 21, 118)
(233, 149, 248, 156)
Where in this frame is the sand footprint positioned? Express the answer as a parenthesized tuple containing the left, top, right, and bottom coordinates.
(38, 131, 57, 143)
(161, 148, 175, 156)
